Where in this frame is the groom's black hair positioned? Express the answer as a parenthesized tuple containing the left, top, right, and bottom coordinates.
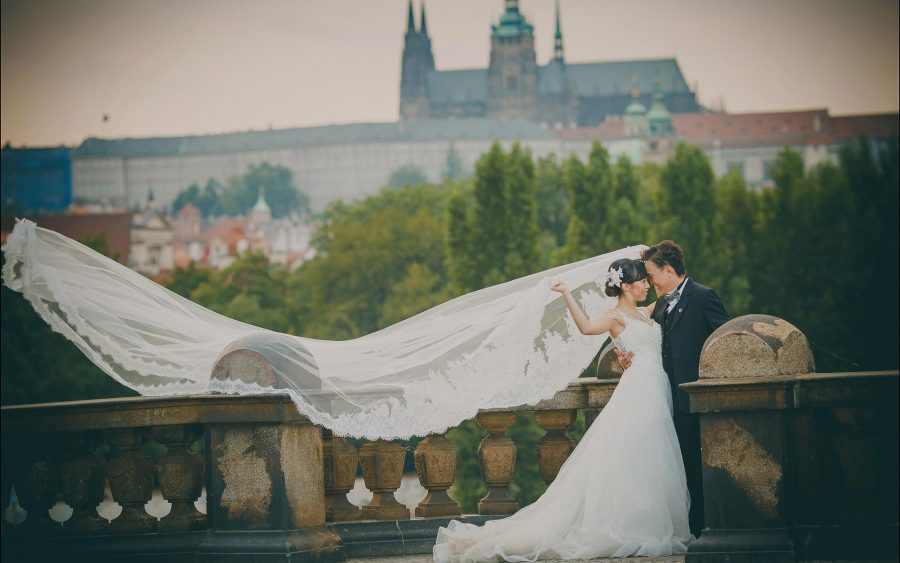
(604, 259, 647, 297)
(641, 240, 686, 276)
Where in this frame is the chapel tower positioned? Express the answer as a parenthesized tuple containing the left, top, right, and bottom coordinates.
(399, 1, 435, 119)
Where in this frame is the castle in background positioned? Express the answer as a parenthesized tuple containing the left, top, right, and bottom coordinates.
(1, 1, 897, 218)
(399, 0, 701, 127)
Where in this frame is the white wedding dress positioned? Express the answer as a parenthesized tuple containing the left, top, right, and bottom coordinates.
(434, 313, 694, 562)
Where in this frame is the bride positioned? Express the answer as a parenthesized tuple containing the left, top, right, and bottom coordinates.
(434, 258, 694, 562)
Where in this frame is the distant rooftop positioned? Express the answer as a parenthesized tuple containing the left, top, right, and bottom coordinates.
(73, 118, 558, 159)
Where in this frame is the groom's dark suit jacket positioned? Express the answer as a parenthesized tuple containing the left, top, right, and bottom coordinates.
(652, 278, 729, 414)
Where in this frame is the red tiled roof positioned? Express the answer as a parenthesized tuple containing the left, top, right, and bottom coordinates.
(203, 217, 249, 242)
(178, 202, 201, 218)
(831, 113, 899, 140)
(671, 109, 832, 140)
(558, 110, 898, 151)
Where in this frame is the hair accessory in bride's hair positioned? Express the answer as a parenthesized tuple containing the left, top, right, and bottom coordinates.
(606, 267, 623, 288)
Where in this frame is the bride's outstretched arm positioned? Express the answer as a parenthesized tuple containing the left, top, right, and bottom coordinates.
(551, 281, 621, 336)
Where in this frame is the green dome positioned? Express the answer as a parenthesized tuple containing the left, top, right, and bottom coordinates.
(491, 1, 534, 38)
(625, 99, 647, 116)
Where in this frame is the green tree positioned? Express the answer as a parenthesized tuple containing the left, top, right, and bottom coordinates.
(534, 155, 569, 260)
(471, 142, 510, 287)
(563, 141, 613, 260)
(503, 143, 540, 278)
(658, 142, 716, 278)
(289, 183, 451, 339)
(707, 171, 758, 315)
(387, 164, 429, 189)
(445, 187, 475, 291)
(215, 162, 309, 218)
(1, 234, 137, 404)
(442, 144, 465, 182)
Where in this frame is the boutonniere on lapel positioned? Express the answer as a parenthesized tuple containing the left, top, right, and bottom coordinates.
(677, 308, 683, 314)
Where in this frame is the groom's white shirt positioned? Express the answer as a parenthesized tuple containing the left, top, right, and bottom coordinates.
(666, 277, 689, 313)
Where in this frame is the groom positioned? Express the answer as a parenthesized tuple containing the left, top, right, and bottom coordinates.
(618, 240, 729, 536)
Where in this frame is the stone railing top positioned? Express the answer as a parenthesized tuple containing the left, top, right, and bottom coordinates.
(682, 369, 898, 413)
(700, 314, 815, 379)
(1, 377, 621, 436)
(0, 393, 309, 434)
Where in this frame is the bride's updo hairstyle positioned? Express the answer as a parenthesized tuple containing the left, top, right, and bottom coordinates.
(604, 259, 648, 298)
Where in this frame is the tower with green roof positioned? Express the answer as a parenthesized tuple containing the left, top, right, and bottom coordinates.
(624, 76, 648, 137)
(250, 186, 272, 225)
(646, 77, 674, 136)
(486, 0, 538, 120)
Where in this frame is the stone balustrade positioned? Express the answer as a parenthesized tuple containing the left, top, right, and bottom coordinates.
(1, 375, 621, 562)
(2, 315, 897, 562)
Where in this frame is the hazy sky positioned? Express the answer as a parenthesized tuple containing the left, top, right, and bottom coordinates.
(2, 0, 898, 146)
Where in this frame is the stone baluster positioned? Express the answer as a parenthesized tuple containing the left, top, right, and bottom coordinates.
(104, 428, 157, 533)
(414, 433, 460, 517)
(323, 430, 361, 522)
(153, 424, 206, 532)
(13, 434, 61, 533)
(534, 410, 576, 484)
(358, 440, 408, 520)
(476, 412, 519, 515)
(59, 431, 107, 534)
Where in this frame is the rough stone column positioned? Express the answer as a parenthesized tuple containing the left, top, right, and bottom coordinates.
(104, 427, 157, 533)
(414, 433, 460, 517)
(534, 410, 575, 484)
(200, 345, 341, 562)
(323, 431, 361, 522)
(154, 424, 206, 532)
(358, 440, 409, 520)
(684, 315, 814, 563)
(59, 431, 107, 535)
(476, 411, 519, 515)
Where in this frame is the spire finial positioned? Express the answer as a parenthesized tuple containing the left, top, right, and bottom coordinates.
(420, 1, 428, 35)
(553, 0, 564, 61)
(406, 0, 416, 34)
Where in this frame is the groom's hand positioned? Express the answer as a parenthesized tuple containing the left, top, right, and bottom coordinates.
(614, 348, 634, 371)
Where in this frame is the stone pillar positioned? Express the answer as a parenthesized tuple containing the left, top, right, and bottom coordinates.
(199, 421, 340, 562)
(684, 315, 814, 563)
(534, 410, 575, 484)
(199, 347, 341, 562)
(104, 428, 157, 533)
(358, 440, 409, 520)
(59, 431, 107, 535)
(476, 412, 519, 515)
(154, 424, 206, 532)
(414, 433, 460, 517)
(323, 431, 361, 522)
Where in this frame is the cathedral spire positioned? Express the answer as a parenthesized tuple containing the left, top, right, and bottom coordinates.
(406, 0, 416, 34)
(553, 0, 564, 61)
(420, 1, 429, 36)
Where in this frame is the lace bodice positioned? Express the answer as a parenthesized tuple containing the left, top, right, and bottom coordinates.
(612, 312, 663, 368)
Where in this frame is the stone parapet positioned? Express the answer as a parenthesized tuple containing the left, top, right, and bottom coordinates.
(683, 315, 899, 563)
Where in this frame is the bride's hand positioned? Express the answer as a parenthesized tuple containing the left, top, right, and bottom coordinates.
(551, 281, 567, 293)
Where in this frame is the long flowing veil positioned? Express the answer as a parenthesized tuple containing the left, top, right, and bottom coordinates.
(2, 219, 642, 439)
